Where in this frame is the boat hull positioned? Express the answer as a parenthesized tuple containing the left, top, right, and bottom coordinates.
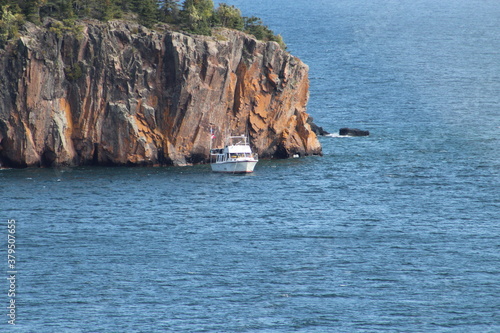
(211, 160, 257, 173)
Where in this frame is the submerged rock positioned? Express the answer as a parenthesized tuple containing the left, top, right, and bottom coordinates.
(0, 20, 322, 167)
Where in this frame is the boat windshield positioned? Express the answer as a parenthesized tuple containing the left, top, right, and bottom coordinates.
(230, 153, 252, 158)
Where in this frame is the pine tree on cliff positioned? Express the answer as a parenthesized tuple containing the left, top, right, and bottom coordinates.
(0, 6, 22, 45)
(214, 3, 243, 30)
(181, 0, 214, 35)
(100, 0, 115, 21)
(136, 0, 158, 28)
(158, 0, 180, 23)
(22, 0, 46, 24)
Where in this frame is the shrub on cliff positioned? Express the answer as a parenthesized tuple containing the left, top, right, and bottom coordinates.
(243, 16, 286, 49)
(180, 2, 286, 48)
(48, 18, 83, 38)
(64, 62, 84, 81)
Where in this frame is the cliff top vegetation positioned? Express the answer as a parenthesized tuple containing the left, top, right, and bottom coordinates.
(0, 0, 286, 49)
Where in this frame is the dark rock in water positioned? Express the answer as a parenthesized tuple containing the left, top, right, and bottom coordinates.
(307, 117, 330, 136)
(339, 128, 370, 136)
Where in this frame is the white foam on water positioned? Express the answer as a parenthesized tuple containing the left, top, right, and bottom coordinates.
(325, 133, 354, 138)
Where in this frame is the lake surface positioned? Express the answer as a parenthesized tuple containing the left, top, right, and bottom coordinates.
(2, 0, 499, 331)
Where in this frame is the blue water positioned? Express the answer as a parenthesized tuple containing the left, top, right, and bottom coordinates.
(2, 0, 499, 331)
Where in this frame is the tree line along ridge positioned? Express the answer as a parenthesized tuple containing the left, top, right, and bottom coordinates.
(0, 0, 286, 49)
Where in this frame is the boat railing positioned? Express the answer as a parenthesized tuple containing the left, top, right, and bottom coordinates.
(210, 152, 258, 163)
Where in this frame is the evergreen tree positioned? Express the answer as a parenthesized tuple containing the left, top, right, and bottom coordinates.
(22, 0, 46, 23)
(214, 3, 242, 30)
(71, 0, 92, 18)
(181, 0, 213, 35)
(99, 0, 119, 21)
(158, 0, 179, 23)
(137, 0, 158, 28)
(0, 5, 24, 46)
(0, 1, 21, 16)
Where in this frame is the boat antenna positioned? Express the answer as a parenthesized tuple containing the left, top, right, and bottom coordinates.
(209, 123, 215, 161)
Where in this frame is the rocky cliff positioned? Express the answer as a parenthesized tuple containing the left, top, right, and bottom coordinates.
(0, 20, 322, 167)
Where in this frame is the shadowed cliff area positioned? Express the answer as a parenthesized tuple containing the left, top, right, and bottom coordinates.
(0, 20, 322, 168)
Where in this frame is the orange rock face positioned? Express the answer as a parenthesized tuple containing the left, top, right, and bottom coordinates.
(0, 20, 322, 167)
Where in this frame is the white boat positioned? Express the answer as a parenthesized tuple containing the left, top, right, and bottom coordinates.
(210, 135, 258, 173)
